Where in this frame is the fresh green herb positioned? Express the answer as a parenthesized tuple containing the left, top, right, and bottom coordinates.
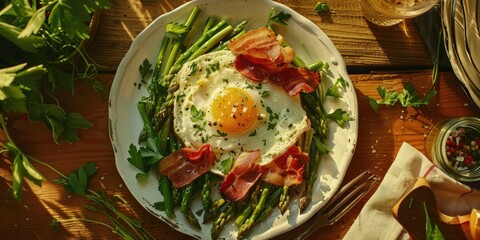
(326, 108, 354, 128)
(261, 90, 270, 97)
(45, 161, 154, 239)
(267, 122, 277, 130)
(190, 105, 206, 122)
(367, 83, 437, 112)
(215, 130, 228, 137)
(248, 129, 257, 137)
(0, 0, 110, 200)
(423, 202, 445, 240)
(139, 59, 153, 84)
(326, 76, 349, 98)
(367, 31, 441, 111)
(166, 22, 188, 40)
(52, 162, 97, 195)
(269, 11, 292, 25)
(220, 155, 233, 175)
(189, 62, 198, 76)
(127, 138, 164, 180)
(315, 2, 330, 13)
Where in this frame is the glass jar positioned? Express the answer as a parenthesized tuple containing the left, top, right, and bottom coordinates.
(425, 117, 480, 182)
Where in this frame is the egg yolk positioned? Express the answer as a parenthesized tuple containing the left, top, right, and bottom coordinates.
(212, 87, 257, 134)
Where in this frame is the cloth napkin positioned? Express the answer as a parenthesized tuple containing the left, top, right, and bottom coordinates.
(343, 142, 480, 240)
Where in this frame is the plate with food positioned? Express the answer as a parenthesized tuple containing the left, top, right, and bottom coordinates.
(109, 0, 358, 239)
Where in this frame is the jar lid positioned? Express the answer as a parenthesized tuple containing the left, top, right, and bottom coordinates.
(435, 117, 480, 182)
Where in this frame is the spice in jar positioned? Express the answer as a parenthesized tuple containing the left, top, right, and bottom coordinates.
(426, 117, 480, 182)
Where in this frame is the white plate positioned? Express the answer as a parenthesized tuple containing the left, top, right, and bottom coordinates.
(109, 0, 358, 239)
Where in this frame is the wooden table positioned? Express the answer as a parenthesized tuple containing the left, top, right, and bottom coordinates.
(1, 0, 479, 239)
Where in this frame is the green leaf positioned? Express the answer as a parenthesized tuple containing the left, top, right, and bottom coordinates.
(0, 22, 45, 52)
(47, 66, 75, 93)
(190, 105, 205, 122)
(315, 2, 330, 13)
(83, 162, 97, 177)
(12, 154, 24, 200)
(0, 95, 27, 113)
(67, 167, 88, 195)
(48, 0, 110, 40)
(269, 11, 292, 25)
(139, 58, 153, 80)
(326, 108, 354, 128)
(424, 202, 445, 240)
(46, 114, 65, 142)
(21, 155, 44, 186)
(166, 22, 188, 40)
(65, 113, 93, 129)
(18, 6, 46, 38)
(366, 96, 380, 112)
(314, 137, 331, 155)
(13, 64, 46, 91)
(127, 144, 145, 172)
(220, 155, 233, 175)
(0, 85, 25, 101)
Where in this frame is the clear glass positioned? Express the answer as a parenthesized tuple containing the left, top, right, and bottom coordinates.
(361, 0, 439, 26)
(425, 117, 480, 183)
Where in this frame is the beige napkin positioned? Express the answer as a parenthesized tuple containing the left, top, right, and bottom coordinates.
(344, 142, 480, 240)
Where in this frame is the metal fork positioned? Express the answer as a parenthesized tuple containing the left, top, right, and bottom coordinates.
(296, 170, 380, 240)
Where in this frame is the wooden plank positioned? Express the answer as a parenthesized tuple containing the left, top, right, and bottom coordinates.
(87, 0, 432, 71)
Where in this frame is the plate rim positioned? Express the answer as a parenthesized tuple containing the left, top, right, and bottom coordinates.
(108, 0, 359, 239)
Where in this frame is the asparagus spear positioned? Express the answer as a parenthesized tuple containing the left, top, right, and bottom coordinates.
(237, 186, 270, 239)
(257, 186, 282, 223)
(203, 197, 226, 223)
(211, 203, 237, 240)
(180, 182, 195, 213)
(299, 142, 321, 212)
(184, 205, 201, 230)
(277, 185, 290, 215)
(201, 173, 212, 215)
(161, 7, 201, 80)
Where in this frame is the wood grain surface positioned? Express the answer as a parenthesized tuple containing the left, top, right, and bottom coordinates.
(1, 0, 479, 240)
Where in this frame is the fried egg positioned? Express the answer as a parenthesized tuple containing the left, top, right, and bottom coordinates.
(173, 50, 310, 175)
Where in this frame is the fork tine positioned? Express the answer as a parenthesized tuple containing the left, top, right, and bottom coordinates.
(320, 170, 372, 211)
(324, 175, 379, 223)
(295, 171, 379, 240)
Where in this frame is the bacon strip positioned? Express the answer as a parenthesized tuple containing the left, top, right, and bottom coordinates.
(228, 27, 277, 55)
(269, 67, 320, 96)
(219, 150, 262, 201)
(228, 27, 294, 73)
(228, 27, 319, 95)
(261, 146, 310, 186)
(158, 144, 215, 189)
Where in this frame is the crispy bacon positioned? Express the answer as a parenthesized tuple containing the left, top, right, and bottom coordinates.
(261, 146, 310, 186)
(233, 54, 266, 82)
(158, 144, 215, 189)
(228, 27, 319, 95)
(219, 150, 262, 201)
(269, 67, 320, 96)
(228, 27, 277, 54)
(228, 27, 294, 73)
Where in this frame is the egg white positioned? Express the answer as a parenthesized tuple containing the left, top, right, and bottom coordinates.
(173, 50, 310, 175)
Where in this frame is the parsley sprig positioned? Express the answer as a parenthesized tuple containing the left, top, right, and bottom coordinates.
(26, 159, 155, 240)
(0, 0, 110, 201)
(366, 31, 442, 111)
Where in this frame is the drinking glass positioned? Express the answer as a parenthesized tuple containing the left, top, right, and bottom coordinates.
(361, 0, 439, 26)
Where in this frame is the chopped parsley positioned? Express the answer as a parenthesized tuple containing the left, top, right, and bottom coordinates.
(261, 90, 270, 97)
(190, 105, 205, 122)
(189, 62, 198, 76)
